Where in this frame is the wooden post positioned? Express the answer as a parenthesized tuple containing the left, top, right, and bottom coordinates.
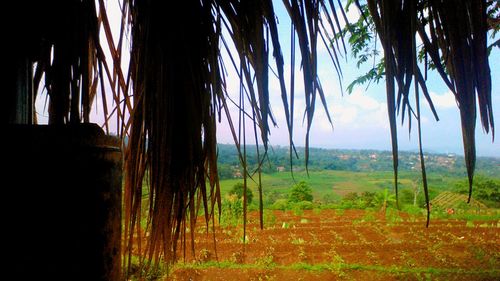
(2, 124, 122, 281)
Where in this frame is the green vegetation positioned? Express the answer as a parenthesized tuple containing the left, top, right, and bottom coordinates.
(454, 175, 500, 208)
(288, 181, 313, 203)
(216, 144, 500, 177)
(173, 260, 500, 277)
(217, 168, 499, 221)
(228, 182, 254, 204)
(133, 148, 500, 280)
(217, 143, 500, 215)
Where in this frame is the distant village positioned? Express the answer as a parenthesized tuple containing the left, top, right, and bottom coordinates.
(216, 144, 500, 179)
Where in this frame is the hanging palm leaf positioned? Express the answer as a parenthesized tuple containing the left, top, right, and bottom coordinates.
(339, 0, 496, 225)
(121, 0, 351, 272)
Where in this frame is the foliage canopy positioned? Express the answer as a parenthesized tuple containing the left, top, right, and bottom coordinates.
(289, 181, 314, 203)
(229, 182, 254, 204)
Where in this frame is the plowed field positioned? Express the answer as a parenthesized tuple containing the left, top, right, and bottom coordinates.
(169, 209, 499, 280)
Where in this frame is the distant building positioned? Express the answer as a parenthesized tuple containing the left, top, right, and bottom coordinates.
(339, 154, 350, 160)
(276, 166, 286, 172)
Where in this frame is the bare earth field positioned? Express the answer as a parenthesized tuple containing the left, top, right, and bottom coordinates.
(168, 209, 499, 281)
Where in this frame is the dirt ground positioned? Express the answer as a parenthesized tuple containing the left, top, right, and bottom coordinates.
(168, 209, 499, 280)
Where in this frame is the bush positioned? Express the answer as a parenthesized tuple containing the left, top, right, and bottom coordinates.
(342, 192, 359, 202)
(358, 191, 377, 208)
(220, 195, 243, 226)
(455, 175, 500, 208)
(264, 190, 284, 206)
(289, 181, 313, 203)
(322, 192, 339, 204)
(229, 182, 254, 204)
(320, 203, 341, 210)
(339, 200, 356, 209)
(291, 201, 314, 210)
(401, 204, 424, 215)
(399, 189, 415, 205)
(271, 199, 289, 210)
(339, 191, 377, 209)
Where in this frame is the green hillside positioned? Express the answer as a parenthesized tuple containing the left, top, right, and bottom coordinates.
(216, 144, 500, 179)
(216, 144, 499, 209)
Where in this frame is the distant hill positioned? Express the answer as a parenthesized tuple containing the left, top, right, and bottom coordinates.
(216, 144, 500, 179)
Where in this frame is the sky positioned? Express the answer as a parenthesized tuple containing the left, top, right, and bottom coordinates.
(35, 1, 499, 157)
(215, 2, 500, 157)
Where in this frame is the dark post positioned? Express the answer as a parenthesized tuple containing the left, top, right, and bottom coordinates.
(2, 124, 122, 281)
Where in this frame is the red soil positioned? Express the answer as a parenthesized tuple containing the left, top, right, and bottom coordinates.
(167, 209, 499, 280)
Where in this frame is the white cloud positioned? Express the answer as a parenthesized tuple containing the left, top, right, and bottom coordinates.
(336, 106, 358, 124)
(429, 91, 456, 109)
(346, 89, 381, 110)
(327, 87, 388, 130)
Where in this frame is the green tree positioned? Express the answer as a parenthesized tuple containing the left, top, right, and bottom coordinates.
(288, 181, 313, 203)
(455, 175, 500, 208)
(374, 188, 396, 213)
(359, 191, 377, 208)
(218, 163, 234, 180)
(342, 192, 359, 202)
(322, 192, 339, 204)
(229, 182, 253, 204)
(399, 189, 415, 205)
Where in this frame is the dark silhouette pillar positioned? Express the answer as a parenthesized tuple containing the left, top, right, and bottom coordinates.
(2, 124, 122, 281)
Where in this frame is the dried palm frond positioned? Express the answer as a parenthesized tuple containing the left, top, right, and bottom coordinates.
(31, 0, 102, 125)
(421, 0, 494, 203)
(123, 0, 223, 270)
(364, 0, 495, 225)
(4, 0, 123, 130)
(121, 0, 351, 273)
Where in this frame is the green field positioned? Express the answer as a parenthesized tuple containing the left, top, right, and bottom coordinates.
(219, 170, 461, 207)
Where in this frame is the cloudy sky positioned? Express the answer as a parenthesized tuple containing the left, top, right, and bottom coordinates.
(216, 2, 500, 157)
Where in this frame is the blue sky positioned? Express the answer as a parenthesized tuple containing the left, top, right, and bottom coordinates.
(216, 2, 500, 157)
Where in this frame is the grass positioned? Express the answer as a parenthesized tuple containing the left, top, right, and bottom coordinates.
(431, 209, 500, 221)
(172, 260, 500, 276)
(220, 170, 391, 203)
(219, 170, 461, 208)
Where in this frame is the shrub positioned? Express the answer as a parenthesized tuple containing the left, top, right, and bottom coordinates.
(342, 192, 359, 202)
(229, 182, 253, 204)
(455, 175, 500, 208)
(399, 189, 415, 205)
(340, 192, 359, 209)
(358, 191, 377, 208)
(401, 204, 424, 215)
(271, 199, 289, 210)
(291, 200, 314, 210)
(339, 200, 355, 209)
(289, 181, 313, 203)
(264, 190, 284, 206)
(220, 195, 243, 226)
(322, 192, 339, 204)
